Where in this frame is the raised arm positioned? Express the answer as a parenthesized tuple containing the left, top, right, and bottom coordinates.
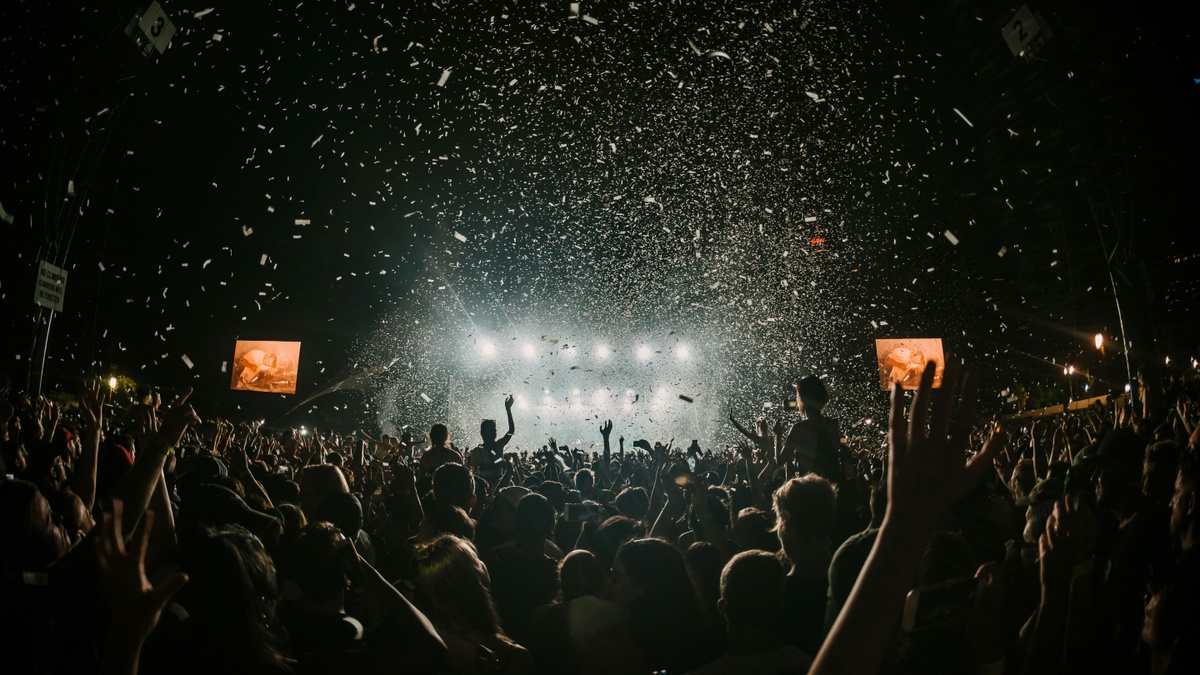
(504, 394, 515, 438)
(110, 389, 200, 536)
(810, 358, 1003, 675)
(76, 381, 106, 512)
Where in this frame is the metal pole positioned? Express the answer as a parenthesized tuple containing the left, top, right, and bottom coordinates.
(34, 309, 54, 398)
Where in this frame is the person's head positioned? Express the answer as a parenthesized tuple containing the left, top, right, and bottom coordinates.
(1172, 451, 1200, 549)
(796, 375, 829, 415)
(773, 474, 837, 564)
(614, 486, 650, 520)
(287, 521, 347, 604)
(1145, 441, 1182, 506)
(1010, 459, 1036, 500)
(688, 486, 731, 540)
(433, 462, 475, 510)
(429, 423, 450, 447)
(612, 538, 697, 614)
(480, 418, 497, 443)
(0, 479, 69, 573)
(44, 488, 95, 544)
(516, 492, 556, 546)
(559, 550, 605, 602)
(422, 500, 476, 543)
(1096, 428, 1146, 514)
(718, 550, 787, 628)
(591, 515, 644, 572)
(415, 535, 505, 639)
(684, 541, 724, 613)
(298, 464, 350, 521)
(177, 525, 289, 672)
(612, 538, 708, 669)
(315, 492, 363, 539)
(576, 468, 595, 491)
(730, 507, 779, 553)
(1143, 549, 1200, 669)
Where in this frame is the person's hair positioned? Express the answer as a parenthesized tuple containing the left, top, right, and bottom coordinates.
(685, 541, 723, 617)
(590, 516, 644, 571)
(798, 375, 829, 413)
(616, 538, 709, 671)
(516, 492, 556, 545)
(429, 423, 450, 447)
(415, 535, 508, 641)
(575, 468, 595, 490)
(433, 462, 474, 508)
(287, 521, 346, 603)
(298, 464, 349, 519)
(177, 525, 290, 673)
(720, 550, 786, 625)
(429, 502, 477, 541)
(773, 473, 838, 539)
(559, 550, 605, 602)
(614, 486, 650, 520)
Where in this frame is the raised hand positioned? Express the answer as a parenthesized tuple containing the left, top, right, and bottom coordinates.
(157, 388, 201, 448)
(885, 357, 1004, 534)
(505, 394, 515, 410)
(548, 437, 558, 451)
(81, 380, 106, 430)
(96, 500, 189, 647)
(600, 419, 613, 438)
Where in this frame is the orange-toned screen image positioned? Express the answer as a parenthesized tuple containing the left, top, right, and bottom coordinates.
(230, 340, 301, 394)
(875, 338, 945, 390)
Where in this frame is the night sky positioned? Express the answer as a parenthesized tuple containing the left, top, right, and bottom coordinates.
(1, 1, 1197, 443)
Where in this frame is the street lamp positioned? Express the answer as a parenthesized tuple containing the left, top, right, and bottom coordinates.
(108, 376, 118, 390)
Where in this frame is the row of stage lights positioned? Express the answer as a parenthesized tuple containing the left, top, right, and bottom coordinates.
(477, 340, 695, 362)
(507, 386, 679, 412)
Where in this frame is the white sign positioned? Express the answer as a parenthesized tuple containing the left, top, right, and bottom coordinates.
(34, 260, 67, 312)
(138, 2, 176, 54)
(1002, 5, 1051, 58)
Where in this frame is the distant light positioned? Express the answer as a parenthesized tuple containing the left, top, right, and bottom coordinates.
(108, 376, 117, 390)
(675, 344, 691, 360)
(1125, 383, 1132, 393)
(864, 418, 873, 426)
(1084, 384, 1089, 392)
(516, 395, 529, 411)
(596, 345, 610, 359)
(571, 388, 581, 396)
(1094, 333, 1104, 350)
(300, 426, 308, 436)
(637, 345, 653, 361)
(522, 343, 537, 359)
(1068, 365, 1075, 375)
(480, 340, 496, 357)
(1165, 356, 1171, 366)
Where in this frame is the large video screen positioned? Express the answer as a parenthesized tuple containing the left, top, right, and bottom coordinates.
(875, 338, 945, 390)
(230, 340, 301, 394)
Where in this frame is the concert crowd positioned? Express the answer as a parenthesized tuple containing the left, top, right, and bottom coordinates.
(3, 359, 1199, 675)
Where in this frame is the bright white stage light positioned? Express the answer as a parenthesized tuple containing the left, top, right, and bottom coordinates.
(572, 388, 581, 396)
(637, 345, 653, 361)
(522, 343, 537, 359)
(480, 340, 496, 357)
(596, 345, 610, 359)
(675, 344, 691, 360)
(516, 394, 530, 411)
